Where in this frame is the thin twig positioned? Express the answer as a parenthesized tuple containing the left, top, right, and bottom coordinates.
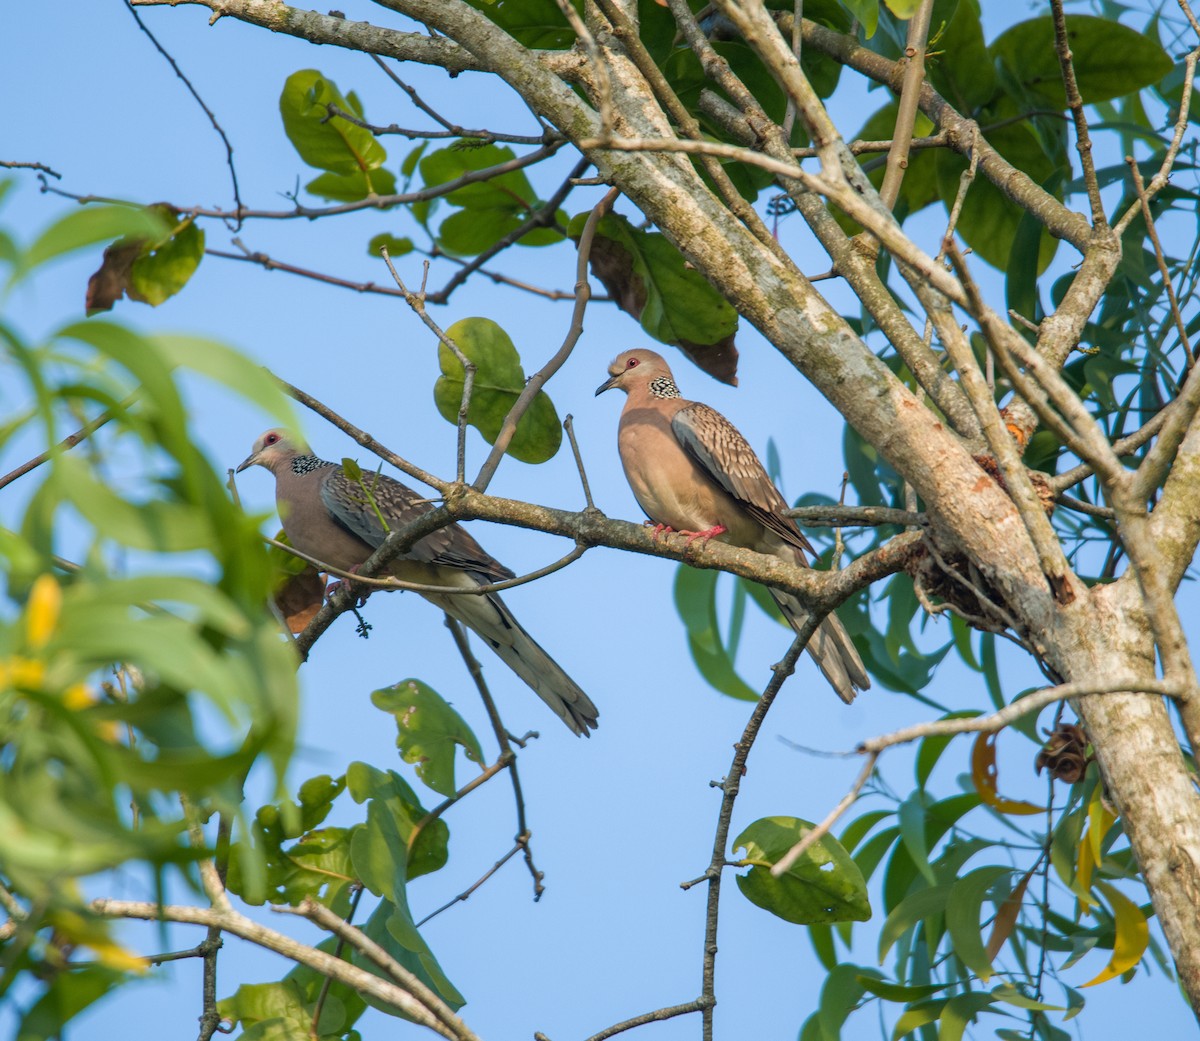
(123, 0, 243, 223)
(415, 843, 524, 927)
(377, 254, 474, 484)
(691, 629, 818, 1041)
(471, 185, 617, 491)
(876, 0, 934, 213)
(0, 159, 62, 179)
(562, 415, 596, 509)
(769, 752, 878, 876)
(1050, 0, 1105, 227)
(444, 616, 544, 899)
(1127, 157, 1194, 368)
(310, 884, 364, 1038)
(0, 394, 137, 492)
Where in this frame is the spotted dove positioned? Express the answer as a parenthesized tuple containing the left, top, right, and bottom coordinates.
(237, 430, 598, 735)
(596, 349, 869, 703)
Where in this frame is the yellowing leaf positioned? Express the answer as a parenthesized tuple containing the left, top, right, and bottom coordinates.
(26, 574, 62, 649)
(0, 656, 46, 689)
(1080, 881, 1149, 987)
(971, 732, 1043, 815)
(986, 865, 1034, 961)
(1087, 792, 1118, 865)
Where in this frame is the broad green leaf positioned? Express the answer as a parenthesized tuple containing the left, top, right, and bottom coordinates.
(944, 865, 1012, 981)
(841, 0, 879, 37)
(306, 166, 397, 202)
(882, 0, 923, 19)
(22, 204, 172, 273)
(372, 679, 485, 797)
(345, 762, 449, 881)
(433, 316, 562, 463)
(989, 983, 1065, 1012)
(154, 333, 297, 429)
(927, 0, 994, 112)
(990, 16, 1172, 107)
(128, 215, 205, 306)
(368, 233, 413, 258)
(463, 0, 575, 48)
(891, 999, 947, 1040)
(673, 567, 759, 701)
(568, 212, 739, 382)
(280, 69, 387, 176)
(1080, 881, 1149, 987)
(816, 963, 878, 1039)
(218, 979, 313, 1040)
(17, 967, 128, 1041)
(734, 816, 871, 925)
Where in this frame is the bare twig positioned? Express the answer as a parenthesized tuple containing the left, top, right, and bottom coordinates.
(425, 156, 588, 305)
(769, 752, 878, 876)
(690, 628, 818, 1041)
(1, 159, 62, 179)
(123, 0, 243, 223)
(1050, 0, 1105, 227)
(771, 676, 1183, 878)
(876, 0, 934, 213)
(274, 896, 470, 1039)
(444, 616, 544, 899)
(415, 843, 524, 927)
(563, 415, 596, 509)
(0, 394, 136, 492)
(1126, 157, 1194, 368)
(378, 254, 474, 483)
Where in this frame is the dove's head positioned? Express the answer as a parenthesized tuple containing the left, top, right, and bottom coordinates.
(236, 429, 310, 474)
(595, 348, 675, 397)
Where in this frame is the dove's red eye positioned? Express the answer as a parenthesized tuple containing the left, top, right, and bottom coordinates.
(265, 433, 279, 445)
(627, 357, 639, 368)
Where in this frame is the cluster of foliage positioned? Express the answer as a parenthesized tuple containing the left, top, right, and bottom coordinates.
(3, 0, 1199, 1038)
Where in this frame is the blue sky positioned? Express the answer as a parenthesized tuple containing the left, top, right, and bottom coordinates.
(2, 2, 1197, 1039)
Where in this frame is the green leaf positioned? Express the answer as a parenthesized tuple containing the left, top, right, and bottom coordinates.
(432, 316, 562, 464)
(368, 233, 414, 259)
(568, 212, 739, 367)
(673, 567, 760, 701)
(372, 680, 485, 797)
(734, 816, 871, 925)
(841, 0, 879, 37)
(152, 333, 298, 430)
(944, 865, 1012, 981)
(898, 791, 937, 886)
(419, 142, 560, 255)
(17, 966, 125, 1041)
(463, 0, 575, 48)
(937, 992, 997, 1041)
(990, 16, 1173, 107)
(22, 204, 173, 275)
(882, 0, 923, 18)
(128, 215, 205, 306)
(345, 763, 449, 881)
(306, 166, 397, 202)
(878, 884, 952, 963)
(927, 0, 995, 112)
(218, 979, 313, 1040)
(279, 69, 388, 176)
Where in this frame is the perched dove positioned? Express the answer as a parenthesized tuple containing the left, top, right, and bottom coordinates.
(596, 349, 869, 703)
(237, 430, 598, 735)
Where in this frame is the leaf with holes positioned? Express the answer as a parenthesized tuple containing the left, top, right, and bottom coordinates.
(734, 816, 871, 925)
(372, 680, 484, 797)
